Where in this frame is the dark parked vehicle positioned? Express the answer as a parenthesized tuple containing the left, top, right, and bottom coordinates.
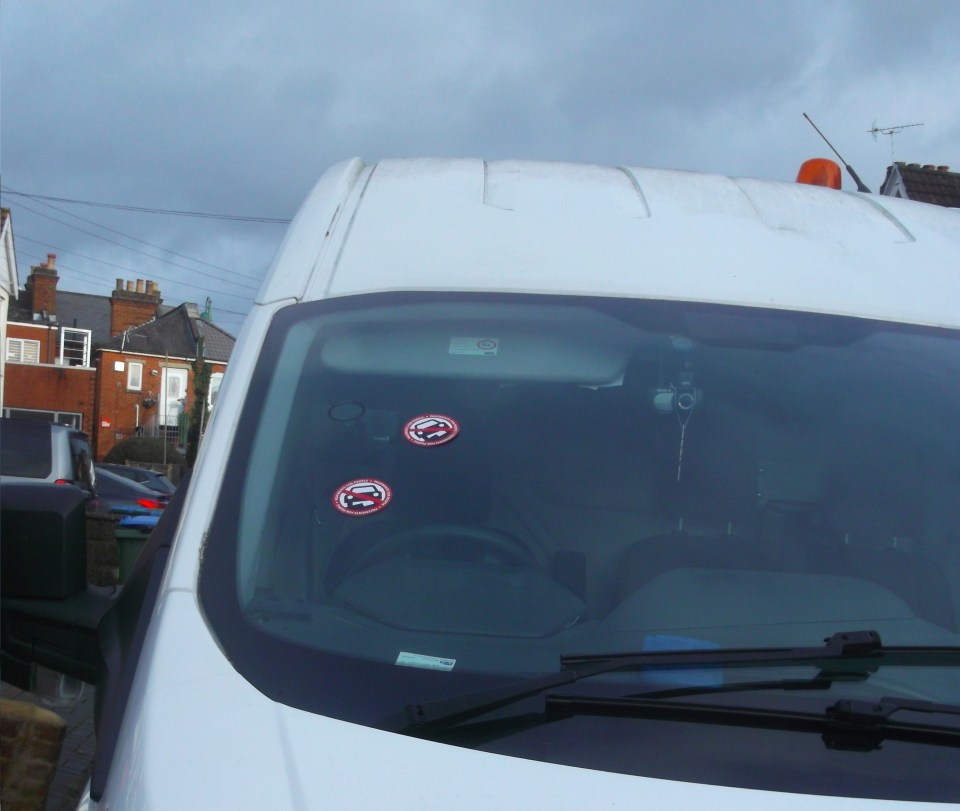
(96, 463, 177, 495)
(90, 467, 168, 515)
(0, 417, 96, 496)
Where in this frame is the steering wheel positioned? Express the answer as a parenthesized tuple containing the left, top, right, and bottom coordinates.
(338, 524, 538, 584)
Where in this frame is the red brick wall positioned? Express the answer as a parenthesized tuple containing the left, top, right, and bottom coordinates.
(94, 352, 227, 459)
(4, 362, 97, 432)
(24, 267, 58, 317)
(109, 292, 160, 337)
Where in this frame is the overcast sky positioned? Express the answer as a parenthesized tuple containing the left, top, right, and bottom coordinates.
(2, 0, 958, 334)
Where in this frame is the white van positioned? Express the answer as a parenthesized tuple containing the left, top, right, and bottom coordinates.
(5, 158, 960, 807)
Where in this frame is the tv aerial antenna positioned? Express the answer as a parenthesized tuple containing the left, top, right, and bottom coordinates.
(869, 120, 924, 161)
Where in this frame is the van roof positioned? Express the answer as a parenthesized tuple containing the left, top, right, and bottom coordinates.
(259, 158, 960, 329)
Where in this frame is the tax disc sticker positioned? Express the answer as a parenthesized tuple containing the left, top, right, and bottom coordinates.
(395, 652, 456, 671)
(332, 478, 393, 517)
(403, 414, 460, 447)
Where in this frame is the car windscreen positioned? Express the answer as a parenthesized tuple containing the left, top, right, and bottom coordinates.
(199, 293, 960, 799)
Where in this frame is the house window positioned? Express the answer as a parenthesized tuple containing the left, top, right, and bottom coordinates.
(208, 372, 224, 407)
(6, 337, 41, 364)
(127, 362, 144, 391)
(2, 407, 82, 429)
(59, 328, 92, 367)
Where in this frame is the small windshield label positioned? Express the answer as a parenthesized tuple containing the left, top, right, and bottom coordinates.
(332, 478, 393, 517)
(449, 337, 499, 356)
(396, 652, 456, 671)
(403, 414, 460, 447)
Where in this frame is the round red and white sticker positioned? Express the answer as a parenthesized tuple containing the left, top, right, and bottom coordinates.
(403, 414, 460, 447)
(332, 478, 393, 517)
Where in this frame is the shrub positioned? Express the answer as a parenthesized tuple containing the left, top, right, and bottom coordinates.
(103, 436, 186, 467)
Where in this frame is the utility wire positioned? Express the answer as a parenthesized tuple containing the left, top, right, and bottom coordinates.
(4, 187, 265, 281)
(2, 187, 291, 224)
(18, 247, 248, 324)
(17, 236, 257, 304)
(17, 249, 108, 286)
(11, 199, 261, 291)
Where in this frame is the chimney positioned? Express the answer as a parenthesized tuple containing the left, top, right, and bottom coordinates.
(110, 277, 163, 337)
(25, 253, 59, 319)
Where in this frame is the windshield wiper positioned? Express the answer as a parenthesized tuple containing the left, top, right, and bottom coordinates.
(543, 693, 960, 750)
(381, 630, 956, 734)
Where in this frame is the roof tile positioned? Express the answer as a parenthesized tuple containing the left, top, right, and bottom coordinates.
(884, 163, 960, 208)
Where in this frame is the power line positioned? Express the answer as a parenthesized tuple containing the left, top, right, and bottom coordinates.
(10, 199, 261, 291)
(4, 187, 265, 282)
(2, 187, 291, 223)
(17, 232, 259, 302)
(17, 239, 252, 315)
(17, 248, 108, 286)
(18, 244, 250, 331)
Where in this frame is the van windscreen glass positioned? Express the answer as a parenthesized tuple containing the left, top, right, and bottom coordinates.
(199, 292, 960, 800)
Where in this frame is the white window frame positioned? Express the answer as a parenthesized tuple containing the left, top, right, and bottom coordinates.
(208, 372, 224, 408)
(127, 361, 144, 391)
(6, 337, 41, 364)
(2, 407, 82, 429)
(59, 328, 92, 367)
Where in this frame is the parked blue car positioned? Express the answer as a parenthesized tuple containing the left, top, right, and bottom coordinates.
(95, 463, 177, 495)
(90, 467, 168, 517)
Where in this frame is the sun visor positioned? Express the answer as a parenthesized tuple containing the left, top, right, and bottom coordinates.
(317, 303, 638, 384)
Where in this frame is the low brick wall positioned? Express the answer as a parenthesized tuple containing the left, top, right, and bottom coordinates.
(0, 699, 67, 810)
(86, 513, 119, 586)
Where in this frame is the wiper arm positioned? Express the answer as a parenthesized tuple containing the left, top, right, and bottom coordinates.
(544, 693, 960, 750)
(380, 630, 896, 734)
(560, 628, 885, 670)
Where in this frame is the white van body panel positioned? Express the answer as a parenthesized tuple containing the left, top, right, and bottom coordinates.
(256, 158, 367, 306)
(93, 159, 960, 808)
(262, 159, 960, 328)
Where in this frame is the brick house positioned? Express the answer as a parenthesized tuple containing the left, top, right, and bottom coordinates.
(879, 163, 960, 207)
(4, 255, 99, 432)
(4, 257, 235, 459)
(95, 294, 233, 460)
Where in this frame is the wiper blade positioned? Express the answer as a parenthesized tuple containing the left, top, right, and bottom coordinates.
(560, 629, 885, 670)
(380, 630, 938, 734)
(544, 693, 960, 750)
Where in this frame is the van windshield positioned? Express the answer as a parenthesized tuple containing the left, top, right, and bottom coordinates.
(200, 293, 960, 796)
